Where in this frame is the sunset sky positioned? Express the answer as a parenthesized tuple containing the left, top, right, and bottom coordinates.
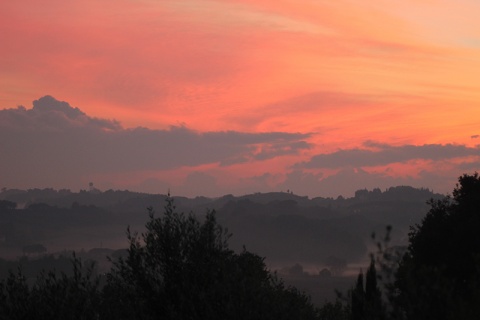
(1, 0, 480, 197)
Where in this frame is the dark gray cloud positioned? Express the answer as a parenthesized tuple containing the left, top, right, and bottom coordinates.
(253, 141, 311, 161)
(0, 95, 122, 132)
(0, 96, 311, 189)
(458, 160, 480, 171)
(296, 141, 480, 169)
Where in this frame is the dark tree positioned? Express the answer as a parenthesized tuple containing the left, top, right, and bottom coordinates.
(351, 271, 365, 320)
(351, 259, 385, 320)
(0, 196, 319, 319)
(317, 300, 350, 320)
(0, 256, 99, 320)
(101, 196, 319, 320)
(364, 260, 384, 320)
(393, 173, 480, 319)
(0, 200, 16, 212)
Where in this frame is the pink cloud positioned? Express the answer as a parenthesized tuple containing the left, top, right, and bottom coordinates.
(2, 1, 479, 129)
(1, 0, 480, 197)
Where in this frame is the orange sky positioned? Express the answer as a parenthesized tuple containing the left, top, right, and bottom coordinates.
(1, 0, 479, 197)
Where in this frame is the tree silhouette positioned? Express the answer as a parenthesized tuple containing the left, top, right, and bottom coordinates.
(0, 255, 99, 320)
(101, 196, 319, 319)
(364, 259, 384, 320)
(351, 259, 384, 320)
(351, 271, 365, 320)
(0, 200, 16, 211)
(393, 173, 480, 319)
(1, 195, 319, 319)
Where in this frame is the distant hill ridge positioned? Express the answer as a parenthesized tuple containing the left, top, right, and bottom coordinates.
(0, 185, 443, 210)
(0, 186, 444, 265)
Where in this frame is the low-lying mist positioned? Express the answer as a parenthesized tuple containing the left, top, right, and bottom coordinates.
(0, 186, 442, 304)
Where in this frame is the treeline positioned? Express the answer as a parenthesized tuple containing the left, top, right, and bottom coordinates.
(325, 173, 480, 319)
(1, 174, 480, 319)
(0, 185, 442, 213)
(0, 198, 320, 320)
(0, 200, 114, 250)
(0, 186, 443, 265)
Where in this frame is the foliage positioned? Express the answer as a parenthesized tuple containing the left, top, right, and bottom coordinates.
(324, 256, 347, 276)
(0, 196, 319, 319)
(3, 171, 472, 320)
(351, 173, 480, 320)
(336, 173, 480, 320)
(317, 299, 350, 320)
(392, 173, 480, 320)
(0, 200, 16, 211)
(350, 258, 385, 320)
(102, 196, 318, 319)
(0, 255, 99, 320)
(351, 271, 365, 320)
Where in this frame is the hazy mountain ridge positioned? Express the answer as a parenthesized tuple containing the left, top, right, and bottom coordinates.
(0, 186, 444, 265)
(0, 186, 445, 305)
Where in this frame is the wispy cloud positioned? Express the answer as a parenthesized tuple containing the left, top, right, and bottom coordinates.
(1, 1, 480, 196)
(2, 0, 479, 135)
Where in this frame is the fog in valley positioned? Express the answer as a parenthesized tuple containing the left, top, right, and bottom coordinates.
(3, 0, 480, 317)
(0, 185, 442, 305)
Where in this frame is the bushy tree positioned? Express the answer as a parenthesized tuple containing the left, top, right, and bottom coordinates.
(0, 256, 99, 320)
(342, 174, 480, 320)
(0, 200, 16, 211)
(393, 173, 480, 319)
(101, 196, 319, 319)
(317, 299, 350, 320)
(0, 196, 319, 319)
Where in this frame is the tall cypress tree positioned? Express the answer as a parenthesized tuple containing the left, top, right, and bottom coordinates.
(351, 271, 365, 320)
(365, 259, 384, 320)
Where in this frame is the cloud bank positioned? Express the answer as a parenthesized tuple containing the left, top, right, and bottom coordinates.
(296, 141, 480, 169)
(2, 96, 478, 197)
(0, 96, 311, 190)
